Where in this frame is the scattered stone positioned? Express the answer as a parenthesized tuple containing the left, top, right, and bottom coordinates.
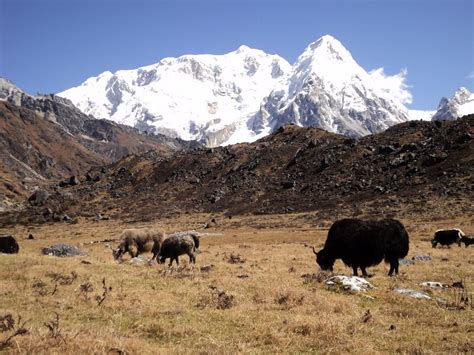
(324, 275, 375, 293)
(394, 288, 431, 300)
(225, 253, 245, 264)
(42, 244, 86, 257)
(399, 259, 416, 266)
(237, 274, 249, 279)
(420, 281, 450, 289)
(28, 190, 50, 206)
(59, 175, 80, 187)
(411, 255, 432, 262)
(95, 213, 110, 221)
(27, 233, 34, 240)
(127, 256, 157, 265)
(81, 260, 92, 265)
(301, 271, 334, 284)
(200, 264, 214, 273)
(389, 325, 396, 331)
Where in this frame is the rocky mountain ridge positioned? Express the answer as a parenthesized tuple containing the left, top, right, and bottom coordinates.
(5, 115, 472, 225)
(0, 78, 198, 211)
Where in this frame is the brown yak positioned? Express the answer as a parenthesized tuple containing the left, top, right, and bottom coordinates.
(112, 229, 165, 261)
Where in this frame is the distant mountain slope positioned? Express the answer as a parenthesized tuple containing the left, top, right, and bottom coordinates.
(8, 115, 472, 224)
(0, 78, 198, 211)
(59, 35, 414, 146)
(432, 87, 474, 121)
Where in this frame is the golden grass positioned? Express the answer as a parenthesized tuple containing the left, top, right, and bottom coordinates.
(0, 213, 473, 353)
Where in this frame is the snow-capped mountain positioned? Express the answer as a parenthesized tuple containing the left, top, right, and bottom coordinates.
(60, 35, 414, 146)
(59, 47, 291, 147)
(251, 35, 411, 137)
(432, 87, 474, 121)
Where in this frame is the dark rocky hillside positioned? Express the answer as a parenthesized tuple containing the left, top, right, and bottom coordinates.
(0, 94, 197, 211)
(5, 115, 472, 225)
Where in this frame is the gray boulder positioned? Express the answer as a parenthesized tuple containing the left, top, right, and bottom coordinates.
(42, 244, 86, 257)
(28, 190, 50, 206)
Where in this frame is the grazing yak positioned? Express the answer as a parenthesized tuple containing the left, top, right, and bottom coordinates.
(459, 235, 474, 247)
(431, 229, 464, 248)
(0, 235, 19, 254)
(313, 218, 409, 277)
(158, 231, 200, 266)
(113, 229, 165, 261)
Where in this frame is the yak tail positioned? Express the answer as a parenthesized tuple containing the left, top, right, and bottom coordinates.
(191, 233, 200, 249)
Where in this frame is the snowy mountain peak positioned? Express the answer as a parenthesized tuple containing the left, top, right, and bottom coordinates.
(304, 34, 354, 63)
(59, 35, 417, 146)
(251, 35, 410, 138)
(59, 47, 292, 146)
(432, 87, 474, 121)
(453, 87, 472, 101)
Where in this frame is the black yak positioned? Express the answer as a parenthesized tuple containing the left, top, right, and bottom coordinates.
(431, 229, 464, 248)
(459, 235, 474, 247)
(112, 229, 165, 261)
(158, 231, 200, 266)
(0, 235, 19, 254)
(313, 218, 409, 277)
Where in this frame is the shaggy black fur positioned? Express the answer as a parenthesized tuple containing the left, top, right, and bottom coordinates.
(158, 233, 200, 266)
(460, 235, 474, 247)
(431, 229, 463, 248)
(314, 219, 409, 277)
(0, 235, 19, 254)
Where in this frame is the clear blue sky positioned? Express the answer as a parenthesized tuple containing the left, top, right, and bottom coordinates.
(1, 0, 472, 110)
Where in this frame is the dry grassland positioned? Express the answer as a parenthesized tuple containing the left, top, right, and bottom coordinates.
(0, 213, 473, 353)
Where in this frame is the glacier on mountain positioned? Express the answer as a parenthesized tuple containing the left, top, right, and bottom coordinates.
(432, 87, 474, 121)
(59, 35, 422, 146)
(60, 46, 291, 146)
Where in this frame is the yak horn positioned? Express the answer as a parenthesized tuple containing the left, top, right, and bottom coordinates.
(312, 246, 318, 255)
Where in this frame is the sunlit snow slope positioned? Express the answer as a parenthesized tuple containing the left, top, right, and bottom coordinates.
(60, 35, 419, 146)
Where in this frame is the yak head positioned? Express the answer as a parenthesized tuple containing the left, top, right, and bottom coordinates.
(312, 247, 334, 271)
(112, 246, 124, 261)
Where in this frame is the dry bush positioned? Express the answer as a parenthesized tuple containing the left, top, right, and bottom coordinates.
(44, 312, 62, 339)
(301, 270, 334, 284)
(224, 253, 245, 264)
(292, 324, 312, 336)
(32, 280, 50, 296)
(79, 282, 94, 300)
(95, 278, 110, 306)
(274, 290, 305, 308)
(0, 314, 29, 350)
(46, 271, 78, 285)
(197, 285, 236, 310)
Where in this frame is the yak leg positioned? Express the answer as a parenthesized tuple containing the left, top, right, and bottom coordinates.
(360, 267, 370, 278)
(388, 258, 399, 276)
(352, 266, 359, 276)
(129, 244, 139, 258)
(189, 252, 196, 264)
(152, 245, 160, 261)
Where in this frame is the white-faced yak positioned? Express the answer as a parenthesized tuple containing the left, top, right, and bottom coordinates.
(313, 218, 409, 277)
